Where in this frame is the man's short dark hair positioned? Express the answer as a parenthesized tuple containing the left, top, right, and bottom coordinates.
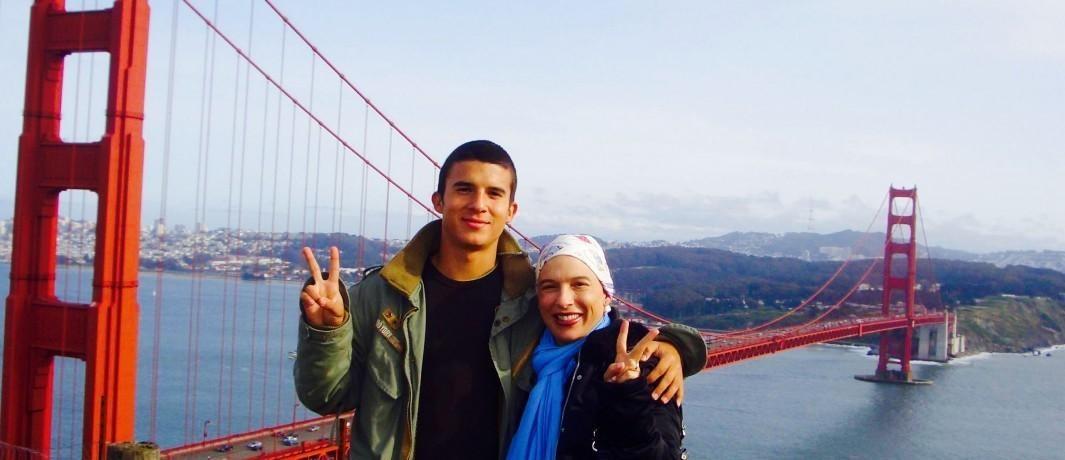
(436, 140, 518, 201)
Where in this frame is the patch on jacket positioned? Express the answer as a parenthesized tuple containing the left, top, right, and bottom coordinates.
(376, 319, 404, 353)
(381, 308, 400, 331)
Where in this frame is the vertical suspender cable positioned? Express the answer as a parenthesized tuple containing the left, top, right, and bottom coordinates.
(279, 53, 298, 425)
(332, 79, 344, 237)
(217, 0, 245, 434)
(337, 79, 350, 258)
(301, 56, 317, 241)
(358, 104, 369, 269)
(408, 145, 415, 239)
(276, 25, 294, 426)
(234, 0, 256, 432)
(916, 196, 945, 310)
(260, 28, 285, 424)
(312, 110, 324, 237)
(185, 0, 219, 440)
(255, 23, 282, 429)
(383, 129, 393, 261)
(294, 48, 318, 421)
(150, 0, 181, 442)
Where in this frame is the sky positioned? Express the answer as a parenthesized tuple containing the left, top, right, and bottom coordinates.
(0, 0, 1063, 253)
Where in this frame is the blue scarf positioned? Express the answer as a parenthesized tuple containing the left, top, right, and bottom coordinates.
(506, 315, 611, 460)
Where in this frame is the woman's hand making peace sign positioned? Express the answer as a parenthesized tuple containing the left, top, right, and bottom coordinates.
(603, 320, 660, 385)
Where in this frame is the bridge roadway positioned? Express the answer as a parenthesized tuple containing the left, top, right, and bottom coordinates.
(703, 312, 949, 369)
(160, 415, 351, 459)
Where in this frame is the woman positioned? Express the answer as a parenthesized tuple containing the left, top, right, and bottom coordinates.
(507, 234, 685, 460)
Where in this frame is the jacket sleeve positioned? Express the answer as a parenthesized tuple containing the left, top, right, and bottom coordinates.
(293, 275, 368, 414)
(656, 323, 708, 377)
(596, 360, 685, 459)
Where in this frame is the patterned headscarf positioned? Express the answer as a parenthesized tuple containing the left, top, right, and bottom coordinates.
(535, 234, 615, 298)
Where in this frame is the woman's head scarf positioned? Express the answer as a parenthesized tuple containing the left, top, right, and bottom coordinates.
(535, 234, 614, 298)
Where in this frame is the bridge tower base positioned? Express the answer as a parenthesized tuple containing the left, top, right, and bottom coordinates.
(856, 187, 932, 385)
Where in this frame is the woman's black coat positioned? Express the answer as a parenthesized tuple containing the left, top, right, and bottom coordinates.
(555, 317, 686, 459)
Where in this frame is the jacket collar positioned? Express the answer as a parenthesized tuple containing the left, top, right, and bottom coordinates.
(380, 219, 535, 300)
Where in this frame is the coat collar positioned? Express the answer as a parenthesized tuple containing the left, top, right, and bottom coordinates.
(379, 219, 535, 300)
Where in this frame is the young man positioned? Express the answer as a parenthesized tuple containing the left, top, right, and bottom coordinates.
(295, 140, 706, 460)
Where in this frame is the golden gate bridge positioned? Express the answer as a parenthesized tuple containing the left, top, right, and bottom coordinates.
(1, 1, 953, 458)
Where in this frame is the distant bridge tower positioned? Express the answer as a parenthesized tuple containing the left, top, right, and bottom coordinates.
(1, 0, 150, 458)
(856, 187, 931, 384)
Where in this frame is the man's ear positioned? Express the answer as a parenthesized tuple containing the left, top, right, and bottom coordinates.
(431, 192, 444, 214)
(506, 200, 518, 223)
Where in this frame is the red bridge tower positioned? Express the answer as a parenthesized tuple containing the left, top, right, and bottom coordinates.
(856, 187, 931, 384)
(1, 0, 150, 458)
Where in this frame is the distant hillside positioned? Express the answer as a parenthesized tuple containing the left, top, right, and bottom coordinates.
(685, 230, 875, 260)
(605, 246, 1065, 325)
(680, 231, 1065, 273)
(970, 250, 1065, 274)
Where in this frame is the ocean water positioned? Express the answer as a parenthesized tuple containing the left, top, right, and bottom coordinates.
(683, 345, 1065, 459)
(2, 264, 1064, 459)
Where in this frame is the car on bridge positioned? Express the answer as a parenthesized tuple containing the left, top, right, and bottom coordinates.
(282, 435, 299, 446)
(247, 440, 263, 451)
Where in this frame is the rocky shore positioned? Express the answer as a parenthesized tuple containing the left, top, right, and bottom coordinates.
(956, 295, 1065, 354)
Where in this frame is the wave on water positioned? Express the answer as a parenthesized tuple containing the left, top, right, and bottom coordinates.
(948, 352, 992, 365)
(818, 343, 871, 354)
(1035, 343, 1065, 354)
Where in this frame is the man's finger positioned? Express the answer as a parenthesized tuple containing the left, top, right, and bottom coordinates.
(646, 361, 666, 387)
(659, 376, 681, 404)
(641, 345, 654, 362)
(328, 246, 340, 285)
(676, 385, 685, 407)
(652, 371, 678, 403)
(615, 320, 630, 361)
(302, 247, 323, 284)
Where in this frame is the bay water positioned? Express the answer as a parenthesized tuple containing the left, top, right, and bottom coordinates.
(1, 264, 1063, 459)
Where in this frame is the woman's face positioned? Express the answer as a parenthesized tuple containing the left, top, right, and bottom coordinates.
(536, 255, 609, 345)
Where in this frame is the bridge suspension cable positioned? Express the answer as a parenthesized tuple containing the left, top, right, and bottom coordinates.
(707, 190, 892, 337)
(180, 0, 439, 220)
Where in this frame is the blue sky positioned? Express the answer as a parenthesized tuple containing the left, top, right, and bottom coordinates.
(1, 1, 1063, 252)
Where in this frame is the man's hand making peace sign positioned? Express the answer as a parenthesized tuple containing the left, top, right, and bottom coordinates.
(299, 246, 347, 329)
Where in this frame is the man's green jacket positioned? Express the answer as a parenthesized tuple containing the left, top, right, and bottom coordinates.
(294, 220, 708, 460)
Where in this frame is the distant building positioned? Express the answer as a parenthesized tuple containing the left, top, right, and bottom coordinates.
(153, 218, 166, 237)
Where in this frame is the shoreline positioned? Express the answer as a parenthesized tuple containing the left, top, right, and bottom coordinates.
(822, 339, 1065, 361)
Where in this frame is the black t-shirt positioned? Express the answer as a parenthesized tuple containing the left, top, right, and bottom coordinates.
(413, 261, 503, 459)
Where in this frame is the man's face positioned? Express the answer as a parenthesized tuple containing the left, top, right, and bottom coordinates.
(432, 160, 518, 253)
